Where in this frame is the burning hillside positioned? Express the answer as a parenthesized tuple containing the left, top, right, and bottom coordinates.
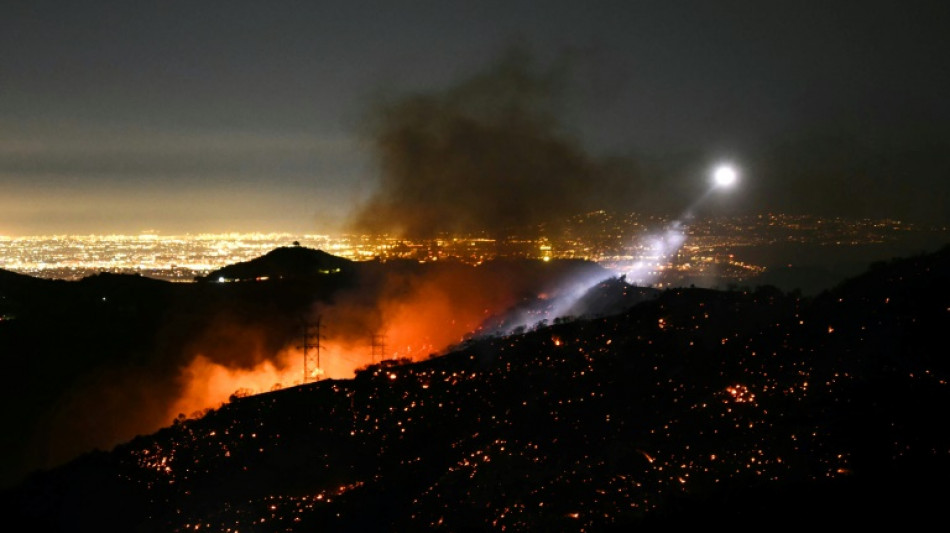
(5, 245, 950, 530)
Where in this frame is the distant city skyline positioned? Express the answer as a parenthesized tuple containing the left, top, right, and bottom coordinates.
(4, 212, 945, 302)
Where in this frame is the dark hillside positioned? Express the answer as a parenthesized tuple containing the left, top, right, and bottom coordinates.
(198, 245, 357, 282)
(0, 255, 352, 490)
(4, 245, 948, 531)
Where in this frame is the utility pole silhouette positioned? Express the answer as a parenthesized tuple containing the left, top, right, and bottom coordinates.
(371, 332, 387, 364)
(298, 316, 324, 383)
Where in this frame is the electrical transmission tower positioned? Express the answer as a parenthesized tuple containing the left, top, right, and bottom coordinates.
(371, 332, 387, 364)
(298, 316, 324, 383)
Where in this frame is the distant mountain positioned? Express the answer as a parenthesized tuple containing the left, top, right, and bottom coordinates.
(4, 244, 948, 531)
(199, 245, 356, 282)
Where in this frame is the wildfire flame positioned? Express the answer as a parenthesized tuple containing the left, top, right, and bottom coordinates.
(168, 265, 521, 422)
(167, 253, 613, 430)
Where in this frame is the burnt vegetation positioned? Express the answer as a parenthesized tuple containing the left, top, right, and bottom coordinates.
(3, 244, 950, 531)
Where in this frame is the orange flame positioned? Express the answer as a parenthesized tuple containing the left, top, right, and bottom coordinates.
(169, 262, 560, 423)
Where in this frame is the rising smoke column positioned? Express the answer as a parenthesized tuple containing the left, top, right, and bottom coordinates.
(348, 48, 645, 239)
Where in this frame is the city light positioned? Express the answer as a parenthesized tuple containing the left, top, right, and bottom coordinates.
(0, 214, 926, 288)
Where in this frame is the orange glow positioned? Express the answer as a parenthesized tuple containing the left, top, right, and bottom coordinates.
(168, 263, 543, 422)
(169, 340, 376, 421)
(374, 269, 508, 361)
(169, 349, 298, 419)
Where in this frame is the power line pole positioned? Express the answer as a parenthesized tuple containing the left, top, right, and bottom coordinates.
(371, 332, 387, 364)
(298, 316, 324, 383)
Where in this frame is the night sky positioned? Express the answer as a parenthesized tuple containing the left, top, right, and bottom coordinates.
(2, 1, 948, 236)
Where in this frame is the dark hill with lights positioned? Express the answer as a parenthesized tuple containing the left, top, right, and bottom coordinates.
(198, 245, 358, 282)
(4, 244, 950, 531)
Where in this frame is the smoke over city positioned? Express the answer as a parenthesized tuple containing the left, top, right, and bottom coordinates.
(347, 49, 649, 239)
(348, 44, 950, 235)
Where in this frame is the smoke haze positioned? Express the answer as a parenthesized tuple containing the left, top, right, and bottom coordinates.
(348, 49, 648, 239)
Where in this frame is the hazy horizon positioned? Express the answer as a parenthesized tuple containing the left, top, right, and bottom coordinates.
(3, 2, 948, 236)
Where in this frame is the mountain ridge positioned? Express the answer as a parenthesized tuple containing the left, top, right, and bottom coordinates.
(198, 245, 357, 282)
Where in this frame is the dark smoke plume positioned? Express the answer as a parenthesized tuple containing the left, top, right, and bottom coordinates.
(348, 48, 644, 239)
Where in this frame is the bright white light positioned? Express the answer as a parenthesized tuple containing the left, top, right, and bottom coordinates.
(713, 165, 738, 188)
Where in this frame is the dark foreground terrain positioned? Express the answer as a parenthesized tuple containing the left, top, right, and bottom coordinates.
(3, 244, 950, 531)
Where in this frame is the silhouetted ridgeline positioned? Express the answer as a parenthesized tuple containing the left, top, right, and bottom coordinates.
(197, 245, 359, 282)
(3, 244, 949, 531)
